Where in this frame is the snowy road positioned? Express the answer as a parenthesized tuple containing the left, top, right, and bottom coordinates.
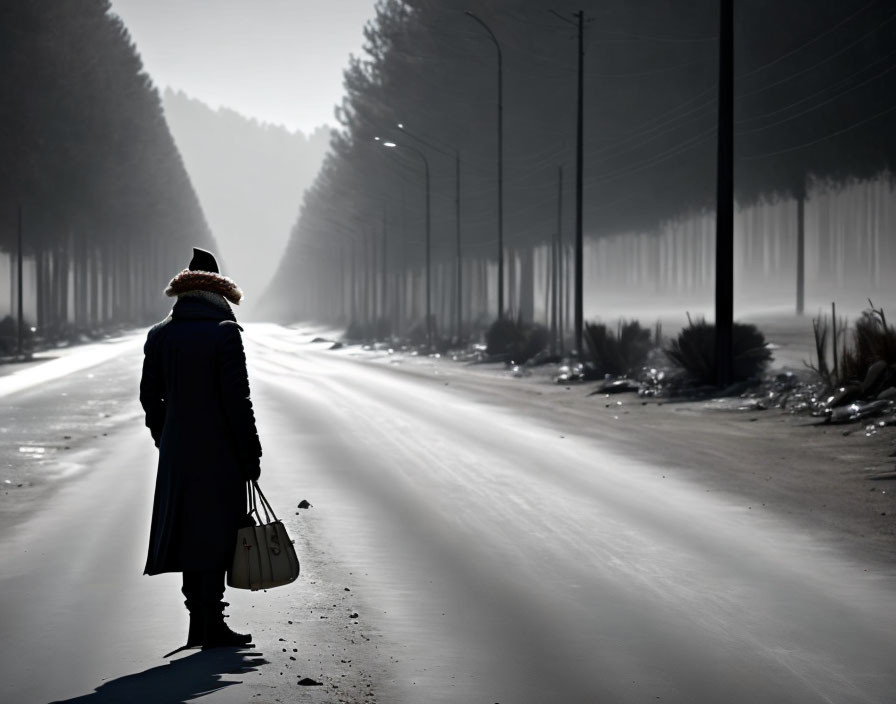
(1, 324, 895, 703)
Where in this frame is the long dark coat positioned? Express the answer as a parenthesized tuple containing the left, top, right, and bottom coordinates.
(140, 296, 262, 575)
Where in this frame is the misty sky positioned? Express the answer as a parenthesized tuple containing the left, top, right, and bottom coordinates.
(109, 0, 377, 134)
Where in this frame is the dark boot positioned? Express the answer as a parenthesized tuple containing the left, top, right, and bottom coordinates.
(185, 569, 251, 648)
(182, 572, 203, 648)
(186, 610, 203, 648)
(202, 603, 252, 648)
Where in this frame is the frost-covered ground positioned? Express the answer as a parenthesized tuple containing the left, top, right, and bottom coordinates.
(308, 315, 896, 566)
(0, 323, 894, 703)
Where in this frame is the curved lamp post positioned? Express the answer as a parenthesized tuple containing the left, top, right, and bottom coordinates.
(397, 123, 463, 340)
(376, 136, 432, 350)
(464, 10, 504, 320)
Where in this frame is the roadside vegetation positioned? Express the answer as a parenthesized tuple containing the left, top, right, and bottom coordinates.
(808, 302, 895, 388)
(806, 302, 896, 417)
(484, 317, 550, 365)
(583, 320, 654, 378)
(665, 317, 772, 386)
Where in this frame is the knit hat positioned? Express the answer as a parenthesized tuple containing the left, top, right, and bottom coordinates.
(188, 247, 219, 273)
(165, 246, 243, 305)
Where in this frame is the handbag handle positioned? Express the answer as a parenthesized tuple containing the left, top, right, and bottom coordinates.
(247, 479, 279, 524)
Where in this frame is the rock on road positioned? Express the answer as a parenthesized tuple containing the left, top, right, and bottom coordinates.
(0, 324, 894, 703)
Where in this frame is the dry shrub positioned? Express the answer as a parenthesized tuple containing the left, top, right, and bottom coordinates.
(344, 319, 370, 342)
(485, 317, 549, 364)
(807, 302, 896, 387)
(838, 303, 896, 383)
(665, 317, 772, 385)
(584, 320, 652, 377)
(808, 314, 833, 387)
(0, 315, 34, 355)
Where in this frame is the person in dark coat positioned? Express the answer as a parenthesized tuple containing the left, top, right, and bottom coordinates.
(140, 247, 262, 649)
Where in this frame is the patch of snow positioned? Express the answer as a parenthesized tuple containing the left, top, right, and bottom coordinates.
(0, 334, 143, 398)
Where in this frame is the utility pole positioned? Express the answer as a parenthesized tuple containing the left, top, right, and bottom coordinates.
(370, 229, 377, 325)
(363, 233, 371, 326)
(382, 208, 388, 331)
(350, 240, 357, 323)
(400, 185, 407, 334)
(377, 137, 432, 348)
(340, 245, 346, 323)
(715, 0, 735, 387)
(17, 203, 23, 357)
(465, 11, 503, 320)
(455, 149, 462, 340)
(497, 36, 504, 321)
(795, 185, 805, 316)
(552, 8, 587, 356)
(425, 156, 432, 349)
(554, 166, 563, 354)
(574, 10, 585, 358)
(394, 124, 463, 341)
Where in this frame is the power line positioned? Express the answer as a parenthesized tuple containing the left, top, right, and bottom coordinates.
(742, 101, 896, 160)
(588, 29, 717, 44)
(736, 0, 878, 79)
(736, 61, 896, 136)
(591, 97, 715, 160)
(592, 56, 713, 79)
(736, 47, 896, 124)
(736, 11, 896, 99)
(586, 128, 716, 185)
(595, 84, 716, 143)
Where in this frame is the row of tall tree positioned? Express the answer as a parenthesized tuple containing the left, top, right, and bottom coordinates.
(260, 0, 896, 343)
(161, 89, 331, 313)
(0, 0, 215, 341)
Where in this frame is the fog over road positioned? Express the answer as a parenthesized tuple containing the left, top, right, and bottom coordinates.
(1, 325, 894, 703)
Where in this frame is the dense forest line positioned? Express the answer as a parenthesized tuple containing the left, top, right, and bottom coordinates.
(260, 0, 896, 339)
(0, 0, 215, 346)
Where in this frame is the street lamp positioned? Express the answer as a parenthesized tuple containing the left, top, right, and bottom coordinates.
(464, 10, 504, 321)
(376, 136, 432, 350)
(396, 123, 463, 341)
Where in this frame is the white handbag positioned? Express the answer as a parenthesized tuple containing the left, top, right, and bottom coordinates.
(227, 480, 300, 591)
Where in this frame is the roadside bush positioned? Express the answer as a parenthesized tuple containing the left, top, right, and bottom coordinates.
(0, 315, 34, 355)
(406, 316, 441, 348)
(485, 317, 549, 364)
(807, 313, 836, 387)
(345, 317, 394, 343)
(514, 325, 549, 364)
(344, 319, 370, 342)
(584, 320, 652, 377)
(807, 302, 896, 389)
(839, 304, 896, 383)
(373, 316, 391, 341)
(665, 317, 772, 385)
(406, 320, 425, 346)
(486, 318, 522, 356)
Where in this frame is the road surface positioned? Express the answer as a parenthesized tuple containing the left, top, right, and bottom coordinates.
(0, 324, 894, 703)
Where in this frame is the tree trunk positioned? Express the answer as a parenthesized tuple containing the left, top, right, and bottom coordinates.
(77, 232, 87, 329)
(103, 242, 112, 323)
(35, 247, 45, 332)
(519, 245, 534, 323)
(55, 240, 69, 332)
(8, 250, 13, 319)
(49, 248, 59, 333)
(350, 242, 357, 323)
(90, 242, 99, 328)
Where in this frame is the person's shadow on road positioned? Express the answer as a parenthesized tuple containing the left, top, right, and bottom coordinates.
(49, 647, 267, 703)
